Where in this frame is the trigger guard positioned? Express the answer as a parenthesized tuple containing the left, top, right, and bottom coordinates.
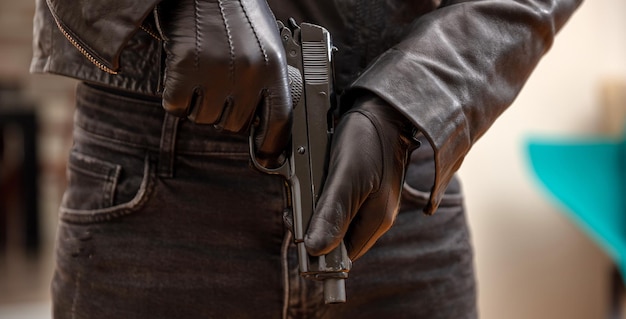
(248, 125, 291, 177)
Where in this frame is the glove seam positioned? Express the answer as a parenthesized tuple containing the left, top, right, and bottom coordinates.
(217, 0, 236, 86)
(239, 0, 269, 66)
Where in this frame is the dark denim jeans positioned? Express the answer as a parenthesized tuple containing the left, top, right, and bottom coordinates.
(52, 83, 477, 319)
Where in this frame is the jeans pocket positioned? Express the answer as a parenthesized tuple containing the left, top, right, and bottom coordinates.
(400, 157, 463, 213)
(59, 149, 154, 224)
(401, 180, 463, 212)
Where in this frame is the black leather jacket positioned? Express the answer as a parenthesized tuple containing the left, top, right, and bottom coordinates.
(31, 0, 583, 213)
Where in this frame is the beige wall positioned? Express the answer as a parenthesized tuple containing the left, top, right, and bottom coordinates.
(459, 1, 626, 318)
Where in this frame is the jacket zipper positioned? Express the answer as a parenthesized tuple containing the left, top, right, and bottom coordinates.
(47, 3, 118, 74)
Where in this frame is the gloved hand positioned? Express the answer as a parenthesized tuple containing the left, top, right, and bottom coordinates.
(157, 0, 291, 168)
(304, 94, 420, 261)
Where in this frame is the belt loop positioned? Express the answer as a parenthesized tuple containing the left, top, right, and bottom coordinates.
(158, 112, 180, 178)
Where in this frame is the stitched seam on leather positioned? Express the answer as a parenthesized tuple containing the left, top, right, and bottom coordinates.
(239, 1, 268, 65)
(140, 25, 161, 41)
(194, 0, 200, 69)
(45, 0, 118, 74)
(238, 0, 272, 125)
(218, 0, 235, 85)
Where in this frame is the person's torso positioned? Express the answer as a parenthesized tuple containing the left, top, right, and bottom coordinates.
(32, 0, 442, 96)
(269, 0, 441, 90)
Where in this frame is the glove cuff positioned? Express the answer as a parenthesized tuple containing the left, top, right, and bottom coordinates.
(348, 91, 421, 151)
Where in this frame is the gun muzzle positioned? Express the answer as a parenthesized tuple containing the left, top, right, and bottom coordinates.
(324, 278, 347, 304)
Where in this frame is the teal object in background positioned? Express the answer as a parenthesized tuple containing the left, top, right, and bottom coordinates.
(527, 136, 626, 279)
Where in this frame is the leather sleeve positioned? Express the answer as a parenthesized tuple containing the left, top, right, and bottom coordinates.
(45, 0, 161, 71)
(349, 0, 583, 213)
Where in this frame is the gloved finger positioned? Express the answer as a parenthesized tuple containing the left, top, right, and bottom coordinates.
(304, 112, 380, 256)
(219, 85, 262, 133)
(161, 73, 195, 118)
(214, 1, 266, 132)
(303, 174, 354, 257)
(343, 193, 397, 261)
(186, 55, 235, 125)
(186, 89, 230, 125)
(162, 56, 231, 124)
(252, 87, 292, 168)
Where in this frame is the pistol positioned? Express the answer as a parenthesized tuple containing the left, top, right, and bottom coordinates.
(249, 20, 352, 304)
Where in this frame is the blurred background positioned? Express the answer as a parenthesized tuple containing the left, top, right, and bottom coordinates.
(0, 0, 624, 318)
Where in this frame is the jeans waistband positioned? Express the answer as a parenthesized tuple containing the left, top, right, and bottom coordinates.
(75, 82, 251, 157)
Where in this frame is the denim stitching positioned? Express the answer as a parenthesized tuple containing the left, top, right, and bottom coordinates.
(158, 113, 179, 178)
(281, 230, 291, 319)
(69, 271, 81, 319)
(75, 124, 249, 157)
(60, 155, 155, 224)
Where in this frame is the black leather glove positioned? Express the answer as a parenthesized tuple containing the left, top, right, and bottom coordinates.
(157, 0, 291, 167)
(304, 94, 419, 261)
